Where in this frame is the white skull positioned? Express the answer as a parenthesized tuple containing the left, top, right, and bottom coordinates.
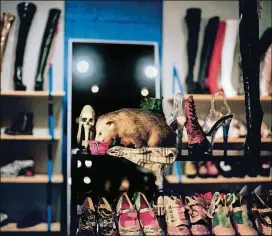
(77, 105, 95, 148)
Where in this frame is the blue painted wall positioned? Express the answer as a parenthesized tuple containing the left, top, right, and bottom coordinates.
(63, 0, 163, 144)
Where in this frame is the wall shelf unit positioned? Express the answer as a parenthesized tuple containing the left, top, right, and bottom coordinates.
(165, 175, 272, 184)
(0, 134, 61, 140)
(1, 174, 63, 183)
(167, 95, 272, 102)
(0, 90, 65, 97)
(1, 223, 61, 232)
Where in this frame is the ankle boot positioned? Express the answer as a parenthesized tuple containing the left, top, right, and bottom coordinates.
(0, 13, 15, 70)
(220, 20, 239, 97)
(206, 21, 226, 94)
(34, 8, 61, 91)
(239, 0, 263, 157)
(184, 8, 202, 94)
(184, 96, 212, 156)
(13, 2, 36, 91)
(5, 112, 33, 135)
(195, 17, 220, 94)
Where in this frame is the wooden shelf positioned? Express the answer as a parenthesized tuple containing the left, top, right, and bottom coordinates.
(166, 175, 272, 184)
(0, 90, 65, 97)
(0, 134, 60, 140)
(1, 174, 63, 183)
(0, 222, 60, 232)
(168, 95, 272, 102)
(182, 137, 271, 143)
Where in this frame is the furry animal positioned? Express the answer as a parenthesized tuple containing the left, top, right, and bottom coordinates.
(95, 108, 176, 148)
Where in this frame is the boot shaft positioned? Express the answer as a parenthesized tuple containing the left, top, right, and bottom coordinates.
(14, 2, 36, 67)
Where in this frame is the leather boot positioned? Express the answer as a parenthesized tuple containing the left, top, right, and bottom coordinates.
(5, 112, 33, 135)
(195, 17, 220, 94)
(239, 0, 263, 157)
(34, 8, 61, 91)
(184, 8, 201, 94)
(13, 2, 36, 91)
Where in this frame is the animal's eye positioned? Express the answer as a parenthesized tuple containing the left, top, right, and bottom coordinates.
(99, 132, 102, 135)
(82, 118, 87, 122)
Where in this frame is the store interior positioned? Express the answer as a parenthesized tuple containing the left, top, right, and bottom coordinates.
(0, 0, 271, 236)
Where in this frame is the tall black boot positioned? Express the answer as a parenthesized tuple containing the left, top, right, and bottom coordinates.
(184, 8, 201, 94)
(13, 2, 36, 91)
(5, 112, 33, 135)
(194, 17, 219, 93)
(239, 0, 263, 156)
(34, 8, 61, 91)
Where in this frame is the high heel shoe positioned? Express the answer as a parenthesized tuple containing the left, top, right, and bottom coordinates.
(202, 91, 234, 156)
(252, 185, 272, 235)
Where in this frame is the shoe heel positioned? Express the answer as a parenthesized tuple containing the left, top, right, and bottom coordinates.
(222, 117, 232, 156)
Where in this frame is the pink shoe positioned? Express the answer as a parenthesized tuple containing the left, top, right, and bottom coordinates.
(164, 196, 191, 235)
(134, 192, 164, 235)
(116, 193, 143, 236)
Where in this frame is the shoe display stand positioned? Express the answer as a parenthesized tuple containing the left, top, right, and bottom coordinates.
(0, 67, 66, 234)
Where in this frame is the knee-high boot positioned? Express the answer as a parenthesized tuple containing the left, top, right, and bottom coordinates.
(13, 2, 36, 91)
(239, 0, 263, 156)
(184, 8, 201, 94)
(34, 9, 61, 91)
(1, 13, 15, 71)
(220, 20, 239, 97)
(195, 16, 219, 94)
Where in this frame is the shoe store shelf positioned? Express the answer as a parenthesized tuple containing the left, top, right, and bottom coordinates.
(0, 90, 65, 97)
(0, 222, 60, 232)
(1, 174, 63, 183)
(168, 95, 272, 102)
(165, 175, 272, 184)
(182, 137, 271, 143)
(0, 134, 61, 140)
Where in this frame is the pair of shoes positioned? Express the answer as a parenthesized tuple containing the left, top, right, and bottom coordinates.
(77, 197, 117, 236)
(0, 160, 35, 177)
(183, 92, 234, 156)
(184, 161, 219, 178)
(116, 192, 163, 235)
(208, 190, 258, 235)
(197, 161, 218, 178)
(252, 185, 272, 235)
(4, 112, 33, 135)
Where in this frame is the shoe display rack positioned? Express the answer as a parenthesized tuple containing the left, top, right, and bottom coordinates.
(0, 68, 66, 234)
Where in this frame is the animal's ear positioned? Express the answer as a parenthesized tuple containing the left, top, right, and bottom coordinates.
(106, 120, 115, 126)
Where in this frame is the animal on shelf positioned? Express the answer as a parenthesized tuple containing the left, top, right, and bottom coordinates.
(95, 108, 176, 148)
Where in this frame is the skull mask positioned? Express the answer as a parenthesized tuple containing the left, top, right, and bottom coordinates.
(77, 105, 95, 148)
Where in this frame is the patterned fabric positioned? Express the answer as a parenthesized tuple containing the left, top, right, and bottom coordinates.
(0, 160, 34, 177)
(107, 146, 176, 185)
